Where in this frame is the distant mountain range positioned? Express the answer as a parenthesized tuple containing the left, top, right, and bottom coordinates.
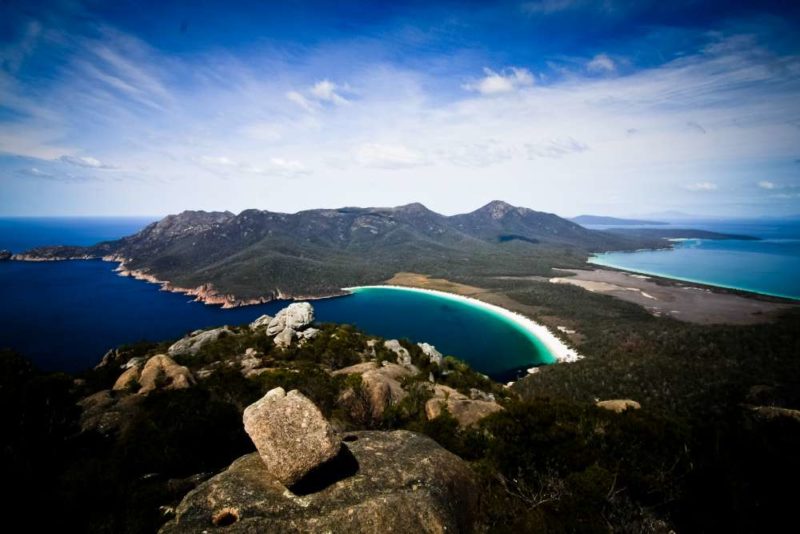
(16, 201, 734, 303)
(571, 215, 668, 226)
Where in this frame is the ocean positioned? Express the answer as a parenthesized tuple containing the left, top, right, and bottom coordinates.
(0, 217, 548, 380)
(587, 219, 800, 300)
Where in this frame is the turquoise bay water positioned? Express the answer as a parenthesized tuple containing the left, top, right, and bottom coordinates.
(588, 220, 800, 300)
(0, 218, 551, 380)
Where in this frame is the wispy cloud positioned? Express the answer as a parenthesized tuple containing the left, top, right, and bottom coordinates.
(353, 143, 428, 169)
(526, 138, 589, 159)
(60, 155, 116, 169)
(1, 5, 798, 217)
(287, 79, 349, 111)
(758, 180, 776, 189)
(685, 182, 718, 191)
(587, 53, 616, 73)
(200, 154, 309, 178)
(17, 167, 95, 182)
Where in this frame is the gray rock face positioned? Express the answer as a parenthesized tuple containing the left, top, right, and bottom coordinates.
(160, 430, 479, 533)
(242, 388, 341, 486)
(384, 339, 412, 367)
(249, 314, 273, 330)
(168, 327, 231, 357)
(298, 327, 320, 341)
(266, 303, 315, 336)
(417, 342, 443, 366)
(273, 327, 295, 348)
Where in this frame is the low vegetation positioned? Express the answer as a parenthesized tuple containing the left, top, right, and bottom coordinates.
(2, 280, 799, 532)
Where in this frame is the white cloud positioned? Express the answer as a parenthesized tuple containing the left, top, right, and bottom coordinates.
(758, 180, 776, 189)
(463, 67, 534, 95)
(684, 182, 718, 191)
(3, 22, 799, 217)
(354, 143, 427, 169)
(60, 154, 115, 169)
(23, 167, 53, 178)
(287, 80, 349, 111)
(587, 53, 616, 73)
(309, 80, 348, 105)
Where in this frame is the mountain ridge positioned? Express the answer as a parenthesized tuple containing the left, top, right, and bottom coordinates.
(15, 201, 666, 304)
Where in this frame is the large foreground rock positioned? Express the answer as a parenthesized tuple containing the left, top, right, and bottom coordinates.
(266, 303, 315, 336)
(161, 430, 479, 533)
(243, 388, 341, 486)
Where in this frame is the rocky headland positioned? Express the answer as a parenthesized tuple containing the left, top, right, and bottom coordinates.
(67, 301, 507, 532)
(5, 293, 800, 533)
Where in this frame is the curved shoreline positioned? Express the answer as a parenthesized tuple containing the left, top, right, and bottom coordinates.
(344, 284, 582, 364)
(588, 255, 800, 302)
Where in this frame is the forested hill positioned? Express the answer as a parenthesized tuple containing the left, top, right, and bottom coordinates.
(17, 201, 665, 301)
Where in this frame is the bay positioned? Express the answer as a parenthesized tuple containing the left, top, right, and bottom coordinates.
(0, 218, 550, 380)
(588, 219, 800, 300)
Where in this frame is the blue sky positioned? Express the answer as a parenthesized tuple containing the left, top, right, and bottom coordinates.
(1, 0, 799, 217)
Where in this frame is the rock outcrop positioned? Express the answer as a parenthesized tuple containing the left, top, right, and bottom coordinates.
(243, 388, 341, 486)
(168, 327, 232, 357)
(112, 365, 141, 391)
(384, 339, 412, 367)
(111, 354, 195, 395)
(77, 389, 143, 436)
(273, 327, 295, 348)
(249, 314, 273, 330)
(137, 354, 196, 394)
(425, 385, 503, 427)
(334, 362, 414, 419)
(417, 342, 443, 366)
(266, 303, 315, 336)
(160, 430, 479, 533)
(261, 303, 318, 349)
(595, 399, 641, 413)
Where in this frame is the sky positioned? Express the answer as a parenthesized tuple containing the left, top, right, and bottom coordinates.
(1, 0, 799, 218)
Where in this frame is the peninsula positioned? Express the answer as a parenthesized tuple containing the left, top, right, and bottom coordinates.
(12, 201, 755, 308)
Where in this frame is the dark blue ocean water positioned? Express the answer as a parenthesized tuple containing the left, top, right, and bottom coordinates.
(588, 219, 800, 300)
(0, 218, 547, 380)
